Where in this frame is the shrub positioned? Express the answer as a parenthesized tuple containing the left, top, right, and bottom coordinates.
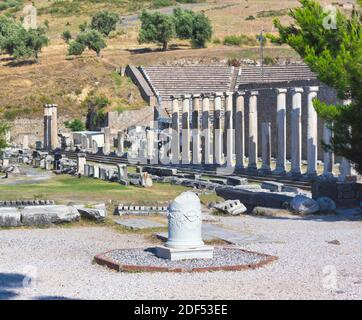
(223, 34, 257, 46)
(64, 119, 85, 132)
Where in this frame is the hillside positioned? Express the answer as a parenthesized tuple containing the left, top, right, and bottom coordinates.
(0, 0, 349, 123)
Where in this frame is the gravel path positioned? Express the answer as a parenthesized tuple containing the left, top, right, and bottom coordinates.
(0, 211, 361, 300)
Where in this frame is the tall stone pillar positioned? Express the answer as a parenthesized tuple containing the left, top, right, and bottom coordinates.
(50, 104, 58, 150)
(290, 88, 303, 176)
(192, 94, 201, 165)
(22, 135, 29, 149)
(103, 127, 111, 155)
(213, 92, 223, 165)
(248, 91, 259, 171)
(235, 91, 245, 170)
(201, 95, 211, 165)
(77, 153, 86, 175)
(307, 86, 319, 176)
(171, 96, 180, 164)
(43, 104, 51, 151)
(117, 164, 128, 180)
(274, 88, 287, 175)
(323, 122, 334, 177)
(181, 94, 191, 164)
(224, 92, 234, 167)
(261, 122, 271, 173)
(117, 131, 124, 155)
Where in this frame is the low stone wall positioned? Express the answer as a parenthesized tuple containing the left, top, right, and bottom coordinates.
(312, 180, 362, 207)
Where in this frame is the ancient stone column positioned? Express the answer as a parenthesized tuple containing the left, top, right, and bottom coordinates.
(248, 91, 259, 171)
(307, 86, 319, 176)
(103, 127, 111, 155)
(77, 153, 86, 175)
(235, 91, 245, 170)
(181, 94, 191, 164)
(22, 135, 29, 149)
(117, 131, 124, 155)
(192, 94, 201, 165)
(290, 88, 303, 176)
(171, 96, 180, 164)
(201, 95, 211, 165)
(274, 88, 287, 175)
(323, 122, 334, 177)
(261, 122, 271, 173)
(339, 99, 353, 180)
(93, 165, 100, 179)
(43, 104, 51, 151)
(213, 92, 223, 165)
(224, 92, 234, 167)
(50, 104, 58, 150)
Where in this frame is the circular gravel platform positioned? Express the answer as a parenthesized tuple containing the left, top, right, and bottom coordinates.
(94, 247, 277, 273)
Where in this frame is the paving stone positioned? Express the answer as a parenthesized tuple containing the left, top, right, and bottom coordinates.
(115, 218, 165, 230)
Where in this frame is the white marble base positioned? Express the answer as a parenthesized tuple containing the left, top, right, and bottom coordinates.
(155, 245, 214, 261)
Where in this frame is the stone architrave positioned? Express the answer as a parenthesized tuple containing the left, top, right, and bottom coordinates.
(274, 88, 287, 175)
(181, 95, 191, 164)
(261, 122, 271, 173)
(248, 91, 259, 171)
(192, 94, 201, 165)
(307, 86, 319, 176)
(235, 91, 245, 170)
(213, 92, 223, 165)
(156, 192, 213, 261)
(290, 88, 303, 176)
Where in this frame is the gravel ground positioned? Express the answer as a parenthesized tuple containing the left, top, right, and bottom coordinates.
(104, 247, 269, 270)
(0, 210, 361, 300)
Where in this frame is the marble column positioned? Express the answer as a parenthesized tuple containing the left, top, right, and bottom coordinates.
(103, 127, 111, 155)
(248, 91, 259, 171)
(93, 165, 100, 179)
(323, 122, 334, 177)
(117, 164, 128, 180)
(201, 95, 211, 165)
(77, 153, 86, 175)
(117, 131, 124, 155)
(235, 91, 245, 170)
(192, 94, 201, 165)
(224, 92, 234, 167)
(213, 92, 223, 165)
(181, 94, 191, 164)
(261, 122, 271, 173)
(43, 105, 51, 151)
(274, 88, 287, 175)
(171, 96, 180, 164)
(307, 86, 319, 176)
(50, 104, 58, 150)
(290, 88, 303, 176)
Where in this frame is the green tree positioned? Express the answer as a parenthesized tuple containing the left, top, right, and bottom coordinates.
(64, 119, 85, 132)
(67, 40, 85, 56)
(173, 8, 194, 40)
(138, 10, 175, 51)
(272, 0, 362, 173)
(61, 30, 72, 43)
(0, 122, 10, 155)
(90, 11, 119, 36)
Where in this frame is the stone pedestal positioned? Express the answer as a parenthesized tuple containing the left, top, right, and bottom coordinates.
(235, 91, 245, 171)
(248, 91, 259, 171)
(156, 192, 213, 261)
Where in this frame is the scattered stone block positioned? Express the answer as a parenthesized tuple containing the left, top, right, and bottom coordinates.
(226, 176, 248, 186)
(0, 208, 21, 227)
(261, 181, 284, 192)
(212, 200, 247, 215)
(290, 195, 320, 215)
(21, 205, 80, 226)
(316, 197, 336, 213)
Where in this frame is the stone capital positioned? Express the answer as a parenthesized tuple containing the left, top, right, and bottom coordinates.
(192, 94, 201, 99)
(307, 86, 319, 93)
(224, 91, 234, 97)
(237, 91, 246, 96)
(214, 92, 224, 98)
(249, 90, 259, 96)
(275, 88, 287, 94)
(292, 87, 304, 94)
(182, 94, 191, 99)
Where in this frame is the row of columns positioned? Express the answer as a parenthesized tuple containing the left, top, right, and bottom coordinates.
(165, 87, 345, 178)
